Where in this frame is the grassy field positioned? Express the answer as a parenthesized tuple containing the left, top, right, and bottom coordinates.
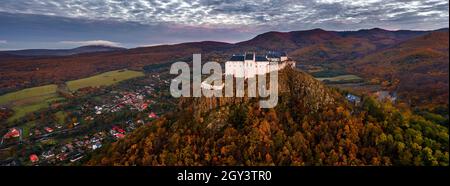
(0, 85, 62, 123)
(311, 69, 347, 78)
(0, 84, 58, 105)
(316, 75, 363, 82)
(66, 69, 144, 91)
(0, 69, 144, 123)
(7, 96, 64, 123)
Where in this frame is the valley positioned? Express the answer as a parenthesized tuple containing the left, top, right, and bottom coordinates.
(0, 69, 173, 165)
(0, 69, 145, 124)
(0, 28, 448, 166)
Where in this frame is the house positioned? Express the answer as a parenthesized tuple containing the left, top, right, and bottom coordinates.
(42, 150, 55, 159)
(148, 112, 158, 119)
(3, 128, 20, 139)
(346, 94, 361, 105)
(112, 126, 125, 134)
(141, 103, 148, 110)
(92, 142, 102, 150)
(44, 127, 54, 133)
(29, 154, 39, 163)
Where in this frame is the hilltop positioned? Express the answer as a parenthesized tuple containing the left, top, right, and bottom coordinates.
(87, 68, 448, 166)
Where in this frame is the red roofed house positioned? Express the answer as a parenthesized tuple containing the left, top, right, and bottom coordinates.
(148, 112, 157, 119)
(112, 126, 125, 134)
(44, 127, 54, 133)
(3, 128, 20, 139)
(141, 103, 148, 110)
(29, 154, 39, 163)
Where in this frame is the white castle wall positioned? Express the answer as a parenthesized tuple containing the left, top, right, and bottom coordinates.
(224, 54, 295, 79)
(202, 54, 295, 91)
(225, 61, 245, 78)
(256, 61, 269, 75)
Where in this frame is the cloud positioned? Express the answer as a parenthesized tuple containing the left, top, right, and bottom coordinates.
(59, 40, 122, 47)
(0, 40, 6, 44)
(0, 0, 448, 49)
(0, 0, 447, 31)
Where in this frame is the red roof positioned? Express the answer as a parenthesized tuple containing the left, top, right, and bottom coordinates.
(29, 154, 39, 163)
(148, 112, 157, 118)
(3, 128, 20, 139)
(112, 126, 125, 134)
(45, 127, 54, 133)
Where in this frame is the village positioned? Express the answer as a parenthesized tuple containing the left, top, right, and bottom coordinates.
(0, 72, 176, 165)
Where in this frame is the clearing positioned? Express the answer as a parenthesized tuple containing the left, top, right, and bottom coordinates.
(315, 74, 363, 82)
(66, 69, 144, 91)
(0, 69, 144, 123)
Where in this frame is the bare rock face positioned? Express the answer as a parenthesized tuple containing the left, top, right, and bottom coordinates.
(278, 68, 335, 114)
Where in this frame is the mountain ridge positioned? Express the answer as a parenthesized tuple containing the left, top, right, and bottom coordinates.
(0, 45, 126, 57)
(0, 28, 447, 108)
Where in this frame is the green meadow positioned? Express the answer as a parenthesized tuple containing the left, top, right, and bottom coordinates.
(0, 84, 58, 105)
(0, 85, 61, 123)
(315, 74, 363, 82)
(0, 69, 145, 123)
(66, 69, 144, 91)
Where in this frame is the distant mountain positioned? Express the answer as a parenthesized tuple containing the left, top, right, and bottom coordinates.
(0, 28, 447, 106)
(236, 28, 432, 63)
(0, 45, 126, 57)
(434, 28, 449, 32)
(348, 30, 449, 107)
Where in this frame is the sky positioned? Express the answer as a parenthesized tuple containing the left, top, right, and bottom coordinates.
(0, 0, 448, 50)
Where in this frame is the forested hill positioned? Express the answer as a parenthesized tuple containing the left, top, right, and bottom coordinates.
(87, 68, 448, 166)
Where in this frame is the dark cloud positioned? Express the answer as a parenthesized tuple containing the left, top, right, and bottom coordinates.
(0, 0, 448, 49)
(0, 0, 447, 29)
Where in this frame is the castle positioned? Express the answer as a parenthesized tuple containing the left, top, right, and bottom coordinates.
(200, 52, 295, 90)
(225, 51, 295, 79)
